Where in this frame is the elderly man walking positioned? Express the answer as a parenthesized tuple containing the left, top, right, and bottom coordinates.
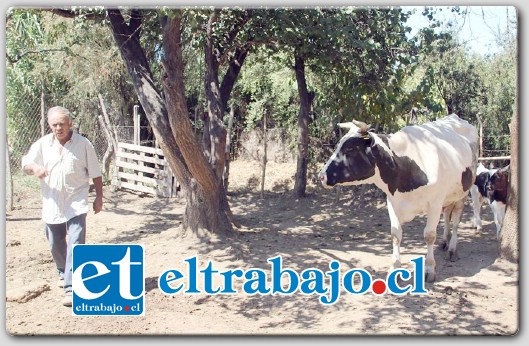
(22, 106, 103, 307)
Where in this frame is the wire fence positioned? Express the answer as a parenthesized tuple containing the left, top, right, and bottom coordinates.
(6, 89, 513, 189)
(115, 125, 156, 147)
(6, 91, 44, 171)
(5, 91, 159, 175)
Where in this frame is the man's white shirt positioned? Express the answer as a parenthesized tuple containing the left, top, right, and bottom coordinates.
(22, 132, 102, 224)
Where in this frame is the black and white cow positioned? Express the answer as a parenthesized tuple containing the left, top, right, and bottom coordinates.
(319, 114, 478, 282)
(471, 163, 510, 239)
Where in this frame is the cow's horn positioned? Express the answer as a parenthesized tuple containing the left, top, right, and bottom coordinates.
(352, 120, 370, 134)
(337, 122, 354, 130)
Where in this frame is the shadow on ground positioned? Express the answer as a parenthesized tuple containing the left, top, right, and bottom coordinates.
(108, 187, 509, 335)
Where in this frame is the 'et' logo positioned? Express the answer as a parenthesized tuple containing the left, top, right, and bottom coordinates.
(72, 244, 144, 316)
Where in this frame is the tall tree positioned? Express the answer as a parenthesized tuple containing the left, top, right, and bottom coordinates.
(283, 8, 415, 196)
(231, 8, 416, 197)
(292, 54, 311, 197)
(50, 7, 254, 235)
(105, 9, 236, 235)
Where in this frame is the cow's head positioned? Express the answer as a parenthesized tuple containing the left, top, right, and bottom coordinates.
(487, 165, 510, 202)
(318, 121, 376, 188)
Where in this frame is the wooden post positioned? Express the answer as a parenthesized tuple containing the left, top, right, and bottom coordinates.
(260, 112, 268, 199)
(40, 80, 46, 136)
(478, 155, 511, 161)
(133, 105, 140, 146)
(334, 185, 342, 204)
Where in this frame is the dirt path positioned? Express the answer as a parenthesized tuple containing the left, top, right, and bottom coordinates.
(5, 161, 518, 335)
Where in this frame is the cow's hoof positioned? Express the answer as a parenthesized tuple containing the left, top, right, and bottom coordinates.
(446, 250, 459, 262)
(425, 271, 436, 283)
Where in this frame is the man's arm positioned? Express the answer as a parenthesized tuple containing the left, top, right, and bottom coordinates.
(21, 140, 46, 178)
(23, 163, 48, 179)
(92, 176, 103, 213)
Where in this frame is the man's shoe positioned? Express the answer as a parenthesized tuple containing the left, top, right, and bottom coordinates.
(62, 292, 73, 307)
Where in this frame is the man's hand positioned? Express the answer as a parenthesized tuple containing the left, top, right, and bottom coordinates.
(93, 196, 103, 214)
(24, 164, 48, 179)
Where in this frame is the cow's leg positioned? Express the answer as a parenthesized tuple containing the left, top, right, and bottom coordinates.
(446, 199, 464, 261)
(387, 200, 402, 271)
(492, 201, 507, 240)
(424, 203, 443, 282)
(470, 186, 482, 232)
(441, 205, 454, 251)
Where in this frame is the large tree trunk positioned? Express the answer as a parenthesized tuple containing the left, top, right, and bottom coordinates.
(162, 12, 235, 235)
(204, 10, 228, 184)
(499, 89, 518, 263)
(107, 9, 234, 235)
(293, 55, 311, 198)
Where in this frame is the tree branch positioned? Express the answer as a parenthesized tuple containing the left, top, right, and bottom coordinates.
(217, 9, 253, 62)
(6, 48, 67, 64)
(219, 46, 249, 112)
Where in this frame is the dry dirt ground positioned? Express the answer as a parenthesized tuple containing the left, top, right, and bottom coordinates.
(4, 160, 519, 336)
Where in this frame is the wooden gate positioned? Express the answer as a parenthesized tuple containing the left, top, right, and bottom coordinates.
(113, 142, 179, 197)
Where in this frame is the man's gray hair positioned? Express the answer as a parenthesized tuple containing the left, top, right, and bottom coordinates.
(47, 106, 72, 123)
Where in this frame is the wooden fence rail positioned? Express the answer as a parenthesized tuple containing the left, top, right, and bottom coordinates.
(478, 155, 511, 161)
(113, 142, 179, 197)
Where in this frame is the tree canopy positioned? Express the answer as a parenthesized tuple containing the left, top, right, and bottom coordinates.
(5, 6, 517, 235)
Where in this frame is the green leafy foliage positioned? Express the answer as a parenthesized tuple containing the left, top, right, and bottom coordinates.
(403, 9, 515, 158)
(6, 6, 516, 169)
(236, 50, 297, 132)
(6, 9, 139, 165)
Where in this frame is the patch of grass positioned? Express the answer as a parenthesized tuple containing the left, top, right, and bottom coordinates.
(11, 171, 40, 193)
